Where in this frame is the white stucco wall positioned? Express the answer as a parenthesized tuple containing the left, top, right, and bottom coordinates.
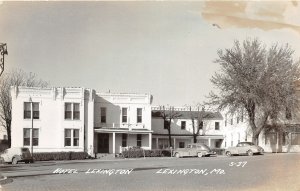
(11, 87, 88, 153)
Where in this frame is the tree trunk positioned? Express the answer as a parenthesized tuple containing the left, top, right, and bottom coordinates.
(168, 127, 172, 148)
(7, 123, 11, 148)
(252, 133, 259, 145)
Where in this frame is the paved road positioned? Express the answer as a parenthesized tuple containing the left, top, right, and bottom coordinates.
(1, 153, 300, 191)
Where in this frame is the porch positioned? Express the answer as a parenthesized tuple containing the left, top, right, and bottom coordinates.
(94, 127, 152, 154)
(152, 135, 224, 149)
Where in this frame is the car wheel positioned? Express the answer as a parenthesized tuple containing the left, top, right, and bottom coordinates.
(12, 157, 18, 165)
(175, 153, 180, 158)
(247, 150, 253, 156)
(197, 152, 203, 158)
(226, 151, 232, 157)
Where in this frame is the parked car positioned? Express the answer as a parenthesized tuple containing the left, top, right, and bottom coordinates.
(173, 143, 216, 158)
(225, 142, 264, 156)
(0, 147, 33, 164)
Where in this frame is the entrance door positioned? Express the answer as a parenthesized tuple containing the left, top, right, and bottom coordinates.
(98, 133, 109, 153)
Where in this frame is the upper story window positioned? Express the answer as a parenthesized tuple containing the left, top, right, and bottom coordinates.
(230, 118, 233, 125)
(199, 121, 203, 130)
(64, 103, 80, 120)
(164, 120, 169, 129)
(122, 108, 128, 123)
(225, 119, 227, 127)
(73, 103, 80, 120)
(181, 121, 186, 130)
(137, 108, 142, 123)
(101, 107, 106, 123)
(215, 122, 220, 130)
(237, 117, 239, 124)
(24, 102, 39, 119)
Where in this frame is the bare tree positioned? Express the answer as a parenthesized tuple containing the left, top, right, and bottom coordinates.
(208, 38, 300, 144)
(0, 69, 49, 147)
(153, 106, 181, 148)
(187, 105, 215, 143)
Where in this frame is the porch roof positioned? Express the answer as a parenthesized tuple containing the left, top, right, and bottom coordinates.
(152, 134, 224, 139)
(94, 128, 153, 134)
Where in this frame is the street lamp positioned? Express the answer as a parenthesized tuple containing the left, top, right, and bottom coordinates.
(29, 97, 33, 156)
(0, 43, 8, 77)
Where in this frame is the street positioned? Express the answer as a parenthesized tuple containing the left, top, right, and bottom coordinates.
(1, 153, 300, 191)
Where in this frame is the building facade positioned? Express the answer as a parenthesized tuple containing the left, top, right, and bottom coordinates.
(151, 107, 224, 149)
(10, 86, 152, 156)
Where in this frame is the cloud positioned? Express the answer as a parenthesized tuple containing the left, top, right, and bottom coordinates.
(201, 1, 300, 34)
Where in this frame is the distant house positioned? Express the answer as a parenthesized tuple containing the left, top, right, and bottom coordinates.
(151, 107, 224, 149)
(222, 106, 300, 152)
(10, 86, 153, 156)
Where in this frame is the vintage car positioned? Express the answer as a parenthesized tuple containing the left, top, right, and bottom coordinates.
(225, 142, 264, 156)
(173, 143, 216, 158)
(0, 147, 33, 164)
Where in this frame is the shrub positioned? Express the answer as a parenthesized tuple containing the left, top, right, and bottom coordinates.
(122, 149, 171, 158)
(33, 152, 88, 161)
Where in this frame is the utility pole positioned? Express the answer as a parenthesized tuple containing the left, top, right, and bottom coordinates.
(0, 43, 8, 77)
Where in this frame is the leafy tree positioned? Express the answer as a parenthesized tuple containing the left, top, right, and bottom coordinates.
(0, 69, 49, 147)
(208, 39, 300, 144)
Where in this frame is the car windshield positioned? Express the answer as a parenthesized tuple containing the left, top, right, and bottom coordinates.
(201, 144, 210, 150)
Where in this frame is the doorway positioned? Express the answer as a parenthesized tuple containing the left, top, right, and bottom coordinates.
(97, 133, 109, 153)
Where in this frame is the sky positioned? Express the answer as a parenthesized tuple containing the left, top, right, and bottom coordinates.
(0, 1, 300, 106)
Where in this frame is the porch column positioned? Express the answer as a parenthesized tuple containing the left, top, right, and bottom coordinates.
(156, 138, 159, 149)
(149, 133, 152, 149)
(173, 138, 176, 149)
(208, 138, 211, 147)
(112, 132, 116, 154)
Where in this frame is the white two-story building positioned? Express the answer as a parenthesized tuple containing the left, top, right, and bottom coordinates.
(151, 107, 224, 149)
(10, 86, 153, 156)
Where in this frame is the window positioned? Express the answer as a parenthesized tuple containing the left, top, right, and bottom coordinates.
(181, 121, 186, 130)
(225, 119, 227, 127)
(286, 107, 292, 120)
(215, 122, 220, 130)
(164, 120, 169, 129)
(245, 132, 248, 141)
(73, 129, 79, 146)
(73, 103, 80, 120)
(65, 103, 72, 119)
(122, 108, 127, 123)
(230, 118, 233, 125)
(291, 133, 300, 145)
(24, 102, 39, 119)
(100, 107, 106, 123)
(32, 129, 39, 146)
(179, 142, 185, 148)
(241, 113, 244, 122)
(32, 103, 39, 119)
(65, 129, 79, 147)
(137, 108, 142, 123)
(122, 134, 127, 147)
(3, 135, 7, 140)
(23, 128, 30, 146)
(237, 117, 239, 124)
(65, 129, 71, 146)
(23, 128, 39, 146)
(137, 134, 142, 147)
(199, 121, 203, 130)
(65, 103, 80, 120)
(24, 102, 31, 119)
